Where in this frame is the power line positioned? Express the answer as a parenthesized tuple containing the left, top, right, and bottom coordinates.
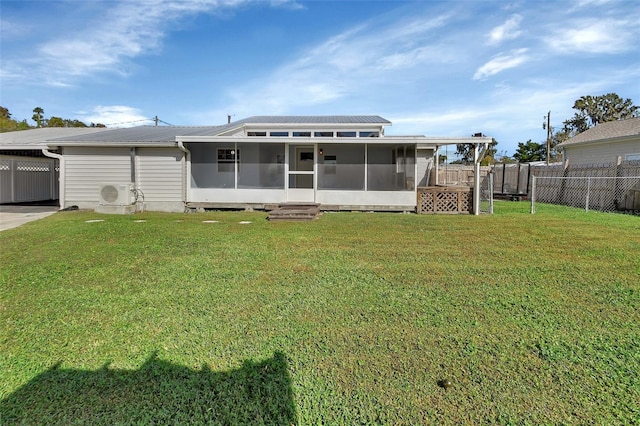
(155, 116, 174, 126)
(103, 116, 174, 127)
(103, 119, 153, 126)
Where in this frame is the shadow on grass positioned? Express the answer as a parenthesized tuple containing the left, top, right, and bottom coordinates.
(1, 351, 297, 425)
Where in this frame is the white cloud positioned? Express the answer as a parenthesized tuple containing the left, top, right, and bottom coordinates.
(545, 19, 636, 54)
(217, 11, 456, 116)
(391, 109, 492, 137)
(270, 0, 305, 10)
(3, 0, 252, 86)
(473, 48, 529, 80)
(0, 18, 31, 39)
(567, 0, 615, 13)
(79, 106, 151, 127)
(488, 14, 522, 45)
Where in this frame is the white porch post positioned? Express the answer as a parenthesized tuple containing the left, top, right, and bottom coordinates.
(177, 140, 191, 204)
(434, 146, 439, 186)
(473, 144, 480, 215)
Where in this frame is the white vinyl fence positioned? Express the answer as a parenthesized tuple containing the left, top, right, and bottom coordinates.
(0, 155, 59, 204)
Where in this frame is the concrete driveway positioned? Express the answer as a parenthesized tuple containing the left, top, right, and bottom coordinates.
(0, 205, 59, 231)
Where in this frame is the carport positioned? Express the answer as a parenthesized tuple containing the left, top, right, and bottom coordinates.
(0, 128, 109, 206)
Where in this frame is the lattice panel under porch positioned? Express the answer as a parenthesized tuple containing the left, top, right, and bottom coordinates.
(419, 191, 435, 213)
(417, 187, 473, 214)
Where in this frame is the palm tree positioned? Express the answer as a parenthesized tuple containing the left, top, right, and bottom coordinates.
(32, 107, 44, 127)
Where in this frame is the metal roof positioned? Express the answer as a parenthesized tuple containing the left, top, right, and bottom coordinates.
(2, 116, 398, 148)
(31, 117, 391, 146)
(48, 126, 225, 144)
(557, 116, 640, 147)
(233, 115, 391, 125)
(202, 116, 391, 137)
(0, 127, 110, 149)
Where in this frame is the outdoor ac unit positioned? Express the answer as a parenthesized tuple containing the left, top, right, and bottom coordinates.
(99, 183, 133, 206)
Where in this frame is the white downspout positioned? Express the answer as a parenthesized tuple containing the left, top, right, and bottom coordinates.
(42, 148, 64, 210)
(177, 140, 191, 208)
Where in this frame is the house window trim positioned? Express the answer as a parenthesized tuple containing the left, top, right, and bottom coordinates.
(625, 153, 640, 161)
(217, 147, 240, 175)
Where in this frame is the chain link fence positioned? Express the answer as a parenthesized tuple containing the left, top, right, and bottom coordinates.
(479, 173, 494, 214)
(530, 176, 640, 214)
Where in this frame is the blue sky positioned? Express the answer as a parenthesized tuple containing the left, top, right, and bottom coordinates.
(1, 0, 638, 156)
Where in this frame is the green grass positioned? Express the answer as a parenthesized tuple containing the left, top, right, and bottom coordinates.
(1, 202, 639, 424)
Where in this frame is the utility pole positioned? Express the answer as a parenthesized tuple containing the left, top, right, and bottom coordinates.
(154, 116, 159, 126)
(544, 111, 551, 165)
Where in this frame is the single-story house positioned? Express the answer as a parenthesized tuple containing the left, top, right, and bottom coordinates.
(556, 116, 640, 166)
(3, 116, 493, 214)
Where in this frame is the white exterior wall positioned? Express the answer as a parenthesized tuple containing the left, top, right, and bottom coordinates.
(136, 148, 184, 212)
(564, 139, 640, 165)
(416, 148, 435, 187)
(190, 188, 286, 204)
(63, 147, 131, 209)
(189, 188, 415, 209)
(63, 147, 186, 212)
(316, 190, 415, 208)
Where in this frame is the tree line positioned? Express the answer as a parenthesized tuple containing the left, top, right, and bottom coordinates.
(456, 92, 638, 165)
(0, 106, 105, 132)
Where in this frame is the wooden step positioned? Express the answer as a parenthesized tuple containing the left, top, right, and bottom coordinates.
(268, 203, 320, 221)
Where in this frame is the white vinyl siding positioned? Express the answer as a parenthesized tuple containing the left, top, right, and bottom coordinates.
(63, 147, 131, 207)
(564, 139, 640, 165)
(136, 148, 184, 203)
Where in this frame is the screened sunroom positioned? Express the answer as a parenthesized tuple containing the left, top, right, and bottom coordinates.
(182, 138, 418, 209)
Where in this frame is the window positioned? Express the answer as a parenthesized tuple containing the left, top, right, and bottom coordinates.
(625, 153, 640, 161)
(292, 131, 311, 137)
(314, 131, 333, 137)
(337, 131, 356, 137)
(324, 155, 337, 175)
(237, 143, 285, 189)
(270, 131, 289, 137)
(189, 142, 236, 188)
(217, 148, 239, 173)
(359, 131, 379, 138)
(247, 131, 266, 136)
(300, 151, 314, 161)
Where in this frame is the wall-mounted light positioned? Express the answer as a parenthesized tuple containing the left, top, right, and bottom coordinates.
(319, 148, 324, 156)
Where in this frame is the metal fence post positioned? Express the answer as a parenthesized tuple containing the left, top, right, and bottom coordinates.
(530, 175, 536, 214)
(585, 177, 591, 212)
(10, 158, 16, 203)
(489, 173, 494, 214)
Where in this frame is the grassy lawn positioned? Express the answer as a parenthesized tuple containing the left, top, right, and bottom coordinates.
(1, 202, 639, 424)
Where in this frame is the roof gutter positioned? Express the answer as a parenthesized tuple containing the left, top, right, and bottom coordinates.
(41, 147, 64, 210)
